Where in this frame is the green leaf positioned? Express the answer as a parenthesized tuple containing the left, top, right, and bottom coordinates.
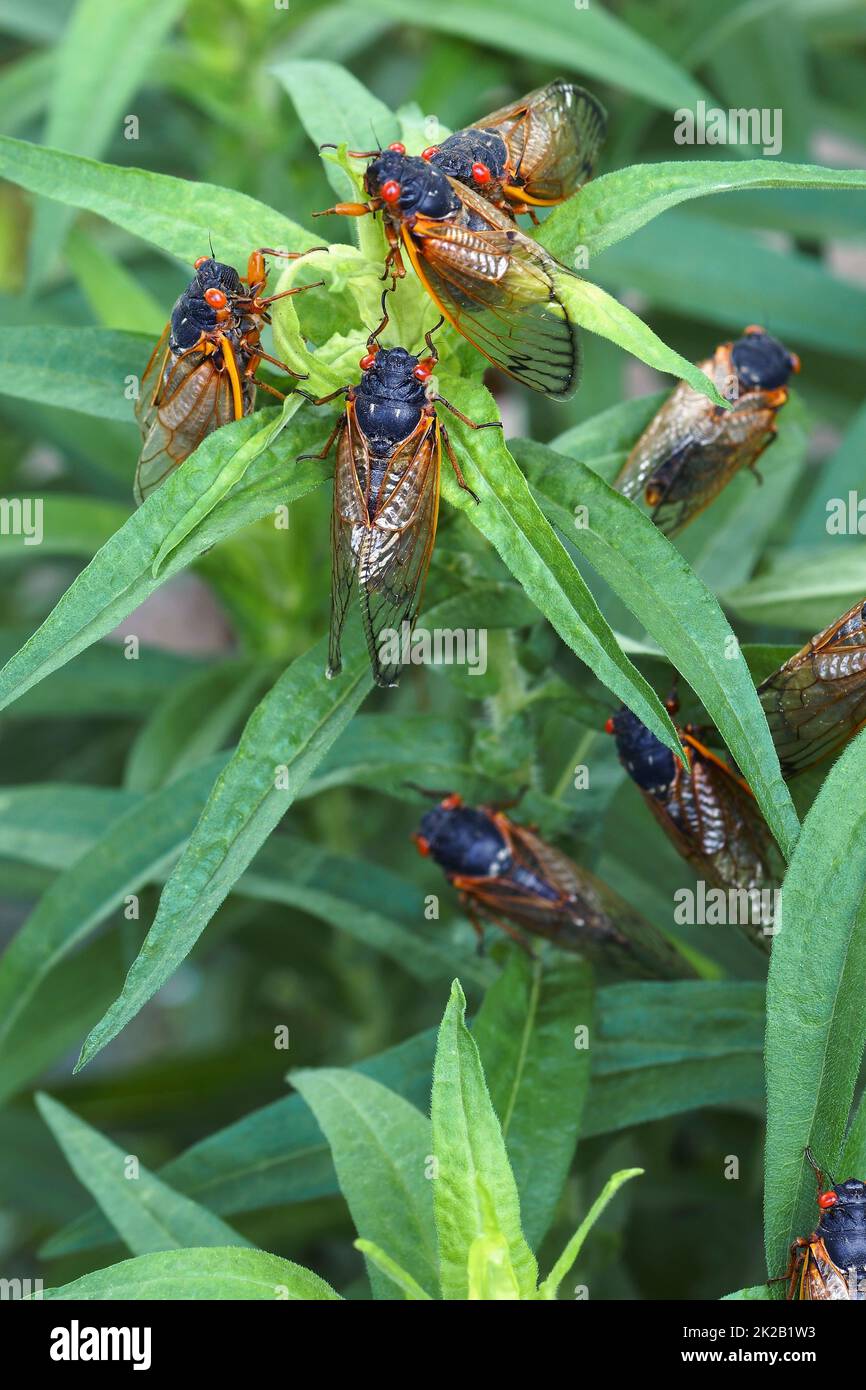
(0, 936, 123, 1107)
(41, 981, 765, 1260)
(41, 1247, 342, 1301)
(723, 548, 866, 630)
(583, 981, 764, 1139)
(0, 409, 328, 714)
(239, 836, 492, 988)
(840, 1088, 866, 1180)
(0, 135, 320, 269)
(0, 327, 147, 421)
(124, 660, 268, 794)
(722, 1284, 777, 1301)
(515, 437, 800, 860)
(363, 0, 707, 110)
(590, 213, 866, 360)
(554, 276, 728, 407)
(537, 1167, 643, 1300)
(474, 951, 594, 1250)
(437, 376, 682, 764)
(30, 0, 186, 286)
(272, 59, 399, 200)
(150, 399, 308, 576)
(35, 1093, 249, 1256)
(0, 494, 130, 558)
(793, 399, 866, 545)
(0, 643, 202, 721)
(75, 635, 372, 1070)
(540, 159, 866, 262)
(292, 1069, 437, 1300)
(353, 1240, 432, 1301)
(41, 1029, 440, 1261)
(764, 726, 866, 1278)
(431, 980, 536, 1300)
(0, 755, 226, 1069)
(65, 227, 165, 334)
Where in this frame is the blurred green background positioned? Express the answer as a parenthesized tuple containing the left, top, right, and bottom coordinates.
(1, 0, 865, 1300)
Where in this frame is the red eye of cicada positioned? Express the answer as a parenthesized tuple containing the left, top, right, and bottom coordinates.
(388, 142, 406, 154)
(818, 1190, 838, 1210)
(421, 146, 439, 161)
(380, 180, 401, 204)
(204, 288, 227, 309)
(359, 350, 378, 371)
(194, 256, 208, 269)
(412, 834, 430, 857)
(472, 162, 491, 184)
(413, 357, 435, 382)
(604, 716, 615, 735)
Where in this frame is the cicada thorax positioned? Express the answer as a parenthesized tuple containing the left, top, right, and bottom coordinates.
(614, 327, 799, 537)
(412, 792, 693, 979)
(608, 706, 779, 950)
(758, 597, 866, 778)
(787, 1160, 866, 1300)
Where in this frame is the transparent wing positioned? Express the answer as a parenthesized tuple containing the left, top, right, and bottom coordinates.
(329, 403, 441, 687)
(759, 599, 866, 775)
(614, 350, 781, 536)
(134, 335, 253, 504)
(481, 79, 607, 204)
(405, 186, 579, 399)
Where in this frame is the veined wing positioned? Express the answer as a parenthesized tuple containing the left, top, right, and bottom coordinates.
(404, 186, 579, 399)
(482, 79, 607, 204)
(759, 599, 866, 776)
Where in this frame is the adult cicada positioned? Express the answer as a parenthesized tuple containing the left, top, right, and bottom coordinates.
(607, 702, 780, 952)
(299, 310, 500, 687)
(785, 1148, 866, 1300)
(759, 597, 866, 777)
(411, 788, 693, 979)
(313, 143, 580, 399)
(420, 79, 606, 220)
(613, 326, 800, 536)
(135, 247, 322, 503)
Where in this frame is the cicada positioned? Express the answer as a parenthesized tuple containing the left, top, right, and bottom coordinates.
(613, 326, 800, 536)
(313, 144, 579, 399)
(607, 703, 779, 951)
(785, 1148, 866, 1300)
(420, 79, 606, 220)
(135, 247, 322, 503)
(411, 789, 692, 979)
(759, 597, 866, 778)
(299, 313, 500, 687)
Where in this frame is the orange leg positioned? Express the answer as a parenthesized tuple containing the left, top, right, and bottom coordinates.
(313, 201, 377, 219)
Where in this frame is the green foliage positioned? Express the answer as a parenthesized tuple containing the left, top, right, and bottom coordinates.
(4, 0, 866, 1306)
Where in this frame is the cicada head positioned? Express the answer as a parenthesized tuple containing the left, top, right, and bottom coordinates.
(364, 149, 461, 220)
(816, 1176, 866, 1271)
(170, 257, 244, 353)
(731, 327, 800, 391)
(427, 128, 509, 189)
(607, 706, 677, 797)
(415, 797, 511, 878)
